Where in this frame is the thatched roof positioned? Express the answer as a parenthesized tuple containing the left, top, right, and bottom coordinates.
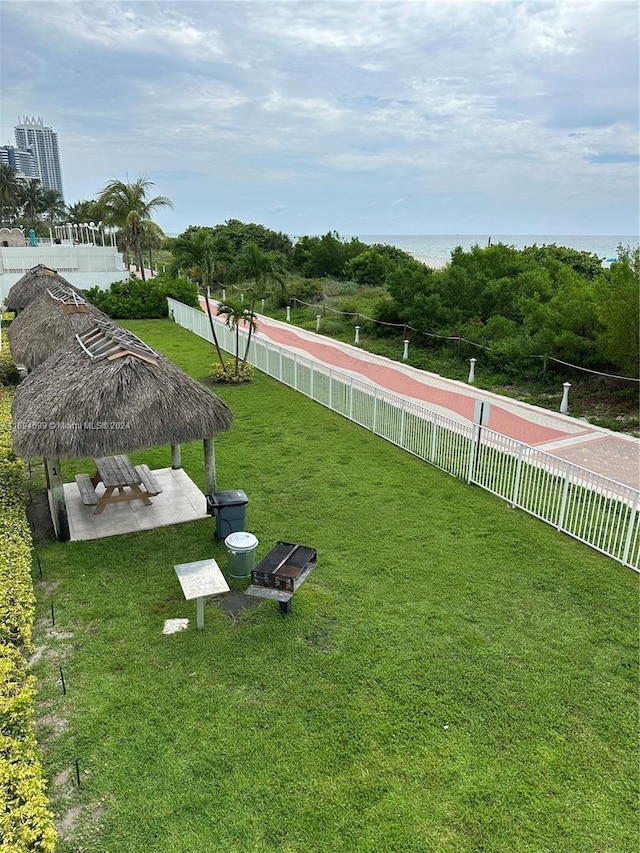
(12, 320, 233, 459)
(8, 285, 110, 371)
(6, 265, 82, 314)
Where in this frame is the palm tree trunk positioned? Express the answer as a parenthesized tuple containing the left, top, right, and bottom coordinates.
(242, 295, 258, 363)
(204, 286, 228, 374)
(235, 325, 240, 375)
(134, 232, 146, 280)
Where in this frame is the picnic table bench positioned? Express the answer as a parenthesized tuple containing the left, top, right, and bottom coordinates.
(75, 454, 163, 514)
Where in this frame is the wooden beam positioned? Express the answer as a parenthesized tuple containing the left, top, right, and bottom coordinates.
(45, 457, 70, 542)
(204, 437, 216, 495)
(171, 444, 182, 470)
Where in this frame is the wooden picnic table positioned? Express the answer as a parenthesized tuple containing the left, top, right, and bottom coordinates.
(75, 454, 162, 514)
(92, 454, 140, 489)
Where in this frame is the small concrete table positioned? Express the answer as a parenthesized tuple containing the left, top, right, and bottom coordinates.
(174, 558, 230, 629)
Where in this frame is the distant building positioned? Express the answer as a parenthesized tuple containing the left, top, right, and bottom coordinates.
(14, 117, 64, 199)
(0, 144, 37, 179)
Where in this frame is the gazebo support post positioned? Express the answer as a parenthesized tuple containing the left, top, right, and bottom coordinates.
(204, 437, 216, 495)
(171, 444, 182, 469)
(44, 457, 70, 542)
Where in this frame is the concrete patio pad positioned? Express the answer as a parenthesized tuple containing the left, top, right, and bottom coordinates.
(63, 467, 209, 541)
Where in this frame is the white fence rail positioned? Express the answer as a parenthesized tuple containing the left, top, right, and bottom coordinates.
(168, 299, 640, 571)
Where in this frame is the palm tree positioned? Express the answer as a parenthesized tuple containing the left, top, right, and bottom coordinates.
(40, 189, 66, 225)
(97, 176, 173, 280)
(67, 199, 102, 225)
(19, 178, 45, 226)
(0, 163, 23, 225)
(171, 228, 230, 372)
(217, 300, 257, 375)
(230, 242, 284, 362)
(140, 220, 166, 275)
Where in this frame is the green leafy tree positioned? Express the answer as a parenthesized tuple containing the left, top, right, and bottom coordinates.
(345, 250, 391, 287)
(97, 176, 173, 281)
(293, 232, 368, 278)
(594, 245, 640, 375)
(213, 219, 293, 259)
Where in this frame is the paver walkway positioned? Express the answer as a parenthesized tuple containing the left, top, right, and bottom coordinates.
(203, 299, 640, 491)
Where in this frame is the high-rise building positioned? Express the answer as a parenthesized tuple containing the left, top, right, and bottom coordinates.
(0, 144, 37, 179)
(14, 116, 64, 199)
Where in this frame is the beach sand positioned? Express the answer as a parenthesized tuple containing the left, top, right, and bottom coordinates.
(413, 255, 450, 269)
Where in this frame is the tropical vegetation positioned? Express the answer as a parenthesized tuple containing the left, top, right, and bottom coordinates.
(24, 319, 638, 852)
(0, 341, 56, 852)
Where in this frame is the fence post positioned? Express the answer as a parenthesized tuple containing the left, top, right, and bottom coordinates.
(403, 340, 409, 361)
(511, 445, 525, 507)
(286, 305, 291, 322)
(354, 325, 360, 345)
(329, 371, 333, 410)
(560, 382, 571, 415)
(279, 349, 282, 381)
(399, 400, 406, 447)
(557, 465, 572, 530)
(316, 314, 321, 332)
(468, 358, 476, 384)
(349, 376, 354, 420)
(430, 415, 438, 463)
(621, 492, 639, 566)
(467, 423, 480, 483)
(310, 362, 314, 399)
(294, 353, 298, 390)
(372, 388, 378, 434)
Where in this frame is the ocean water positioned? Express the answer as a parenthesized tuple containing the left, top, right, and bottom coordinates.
(350, 234, 638, 264)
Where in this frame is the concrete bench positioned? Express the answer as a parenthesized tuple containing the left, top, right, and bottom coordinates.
(75, 473, 99, 506)
(135, 464, 162, 497)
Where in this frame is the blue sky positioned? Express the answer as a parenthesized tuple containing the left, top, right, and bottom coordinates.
(1, 0, 638, 237)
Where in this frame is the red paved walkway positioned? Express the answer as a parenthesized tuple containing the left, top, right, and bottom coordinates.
(202, 298, 640, 490)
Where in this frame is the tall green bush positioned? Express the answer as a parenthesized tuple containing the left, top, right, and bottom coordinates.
(0, 344, 56, 852)
(84, 273, 199, 319)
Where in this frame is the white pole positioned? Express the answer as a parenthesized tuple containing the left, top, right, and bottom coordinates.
(355, 325, 360, 345)
(261, 298, 265, 312)
(316, 314, 321, 331)
(286, 305, 291, 322)
(468, 358, 476, 384)
(560, 382, 571, 414)
(403, 339, 409, 361)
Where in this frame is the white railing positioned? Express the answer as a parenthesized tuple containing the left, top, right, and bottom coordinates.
(0, 246, 124, 274)
(168, 299, 640, 571)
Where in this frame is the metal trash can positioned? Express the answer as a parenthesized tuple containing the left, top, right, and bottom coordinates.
(205, 489, 248, 541)
(224, 532, 259, 579)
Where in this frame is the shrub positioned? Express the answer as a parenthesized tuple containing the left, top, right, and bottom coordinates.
(210, 359, 254, 384)
(84, 273, 199, 319)
(0, 356, 56, 851)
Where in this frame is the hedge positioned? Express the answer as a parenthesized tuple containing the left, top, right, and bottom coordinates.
(0, 341, 56, 852)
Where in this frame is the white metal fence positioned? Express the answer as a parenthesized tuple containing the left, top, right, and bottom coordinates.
(168, 298, 640, 571)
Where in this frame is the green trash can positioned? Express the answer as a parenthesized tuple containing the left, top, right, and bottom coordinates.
(206, 490, 248, 541)
(224, 532, 259, 579)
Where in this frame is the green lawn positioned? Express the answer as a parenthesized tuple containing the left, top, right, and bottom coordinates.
(32, 320, 638, 852)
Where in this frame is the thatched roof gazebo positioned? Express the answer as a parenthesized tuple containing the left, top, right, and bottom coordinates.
(6, 264, 82, 314)
(7, 284, 109, 372)
(12, 319, 233, 540)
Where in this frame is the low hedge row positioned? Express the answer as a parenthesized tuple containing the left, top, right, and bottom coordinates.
(1, 342, 56, 852)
